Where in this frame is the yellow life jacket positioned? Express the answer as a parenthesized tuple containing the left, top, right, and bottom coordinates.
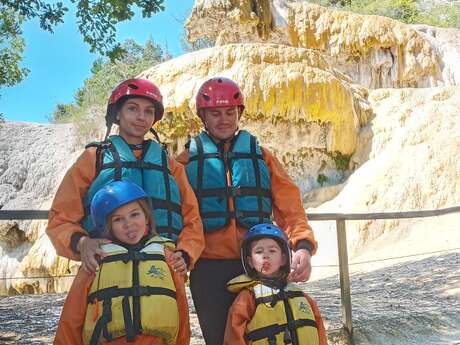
(82, 236, 179, 345)
(228, 274, 320, 345)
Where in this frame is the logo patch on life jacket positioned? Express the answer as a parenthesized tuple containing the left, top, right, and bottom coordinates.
(147, 265, 166, 280)
(298, 301, 310, 314)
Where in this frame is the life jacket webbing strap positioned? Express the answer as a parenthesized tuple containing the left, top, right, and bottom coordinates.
(150, 199, 182, 215)
(89, 298, 113, 345)
(122, 295, 135, 342)
(282, 291, 300, 345)
(246, 319, 318, 342)
(195, 136, 205, 199)
(132, 255, 142, 336)
(160, 149, 173, 233)
(101, 253, 165, 264)
(188, 151, 264, 161)
(255, 290, 304, 306)
(107, 142, 123, 181)
(195, 186, 271, 198)
(101, 161, 167, 172)
(156, 226, 178, 240)
(87, 286, 177, 303)
(201, 210, 272, 219)
(250, 135, 264, 224)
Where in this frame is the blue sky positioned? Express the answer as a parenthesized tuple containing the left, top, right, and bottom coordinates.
(0, 0, 194, 123)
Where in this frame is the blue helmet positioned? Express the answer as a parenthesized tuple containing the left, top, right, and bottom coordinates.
(241, 223, 291, 278)
(90, 181, 149, 236)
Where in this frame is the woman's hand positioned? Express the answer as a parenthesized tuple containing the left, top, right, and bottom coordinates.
(77, 237, 111, 273)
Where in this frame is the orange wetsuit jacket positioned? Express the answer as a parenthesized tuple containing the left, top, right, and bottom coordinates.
(54, 248, 190, 345)
(47, 145, 204, 269)
(224, 289, 328, 345)
(176, 144, 317, 259)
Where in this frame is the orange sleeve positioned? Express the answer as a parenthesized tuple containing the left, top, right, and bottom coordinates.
(262, 147, 318, 255)
(169, 158, 204, 269)
(46, 148, 97, 261)
(165, 249, 190, 345)
(54, 269, 93, 345)
(224, 289, 255, 345)
(174, 150, 189, 166)
(305, 294, 328, 345)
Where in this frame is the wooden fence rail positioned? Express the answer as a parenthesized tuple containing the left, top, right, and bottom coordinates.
(1, 205, 460, 339)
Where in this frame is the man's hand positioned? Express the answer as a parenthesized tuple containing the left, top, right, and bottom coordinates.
(288, 248, 312, 283)
(171, 251, 188, 276)
(77, 237, 111, 273)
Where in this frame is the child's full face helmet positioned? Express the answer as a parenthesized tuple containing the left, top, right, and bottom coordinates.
(241, 223, 291, 279)
(90, 180, 148, 237)
(106, 78, 164, 128)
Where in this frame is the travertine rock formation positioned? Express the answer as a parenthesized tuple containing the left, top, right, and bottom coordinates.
(186, 0, 460, 88)
(311, 86, 460, 257)
(140, 42, 371, 191)
(0, 122, 80, 294)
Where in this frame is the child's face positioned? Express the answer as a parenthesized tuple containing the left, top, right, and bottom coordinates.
(248, 238, 286, 278)
(110, 201, 148, 245)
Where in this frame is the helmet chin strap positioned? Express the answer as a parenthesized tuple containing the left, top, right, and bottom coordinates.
(103, 123, 113, 141)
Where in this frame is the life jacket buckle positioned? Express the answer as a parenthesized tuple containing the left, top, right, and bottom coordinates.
(223, 152, 234, 160)
(228, 186, 242, 196)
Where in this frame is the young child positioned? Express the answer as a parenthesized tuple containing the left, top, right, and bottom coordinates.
(224, 223, 328, 345)
(54, 180, 190, 345)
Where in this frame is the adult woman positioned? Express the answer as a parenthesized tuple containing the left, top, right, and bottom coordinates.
(47, 78, 204, 274)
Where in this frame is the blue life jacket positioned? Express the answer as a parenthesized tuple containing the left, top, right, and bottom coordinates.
(186, 130, 272, 232)
(81, 135, 183, 241)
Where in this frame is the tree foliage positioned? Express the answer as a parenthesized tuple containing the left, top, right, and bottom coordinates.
(51, 37, 165, 123)
(0, 0, 165, 90)
(0, 7, 29, 88)
(308, 0, 460, 28)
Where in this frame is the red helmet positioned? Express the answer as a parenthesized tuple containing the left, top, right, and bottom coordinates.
(106, 78, 164, 126)
(196, 77, 245, 115)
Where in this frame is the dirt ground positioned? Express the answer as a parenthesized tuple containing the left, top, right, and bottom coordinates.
(0, 251, 458, 345)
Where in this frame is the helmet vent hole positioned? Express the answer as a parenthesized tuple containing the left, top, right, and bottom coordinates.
(217, 78, 223, 83)
(233, 92, 240, 100)
(203, 94, 211, 101)
(128, 83, 139, 90)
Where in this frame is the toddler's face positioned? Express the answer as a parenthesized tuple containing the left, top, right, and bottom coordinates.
(248, 238, 286, 278)
(110, 201, 147, 245)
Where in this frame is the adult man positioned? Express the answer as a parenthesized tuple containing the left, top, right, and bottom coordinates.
(176, 77, 318, 344)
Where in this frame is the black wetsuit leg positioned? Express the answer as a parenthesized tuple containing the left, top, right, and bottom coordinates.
(190, 258, 244, 345)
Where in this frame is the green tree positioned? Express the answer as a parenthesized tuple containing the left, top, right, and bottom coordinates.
(50, 37, 165, 123)
(0, 8, 29, 88)
(0, 0, 165, 90)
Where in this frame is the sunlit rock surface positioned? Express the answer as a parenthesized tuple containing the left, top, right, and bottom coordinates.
(0, 122, 80, 295)
(185, 0, 460, 88)
(141, 43, 371, 192)
(310, 86, 460, 261)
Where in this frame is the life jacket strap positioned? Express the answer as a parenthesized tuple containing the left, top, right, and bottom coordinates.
(255, 290, 305, 306)
(246, 319, 318, 343)
(88, 286, 177, 303)
(101, 252, 165, 264)
(89, 298, 113, 345)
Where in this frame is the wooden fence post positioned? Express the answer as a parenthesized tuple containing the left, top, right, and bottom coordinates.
(336, 219, 353, 338)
